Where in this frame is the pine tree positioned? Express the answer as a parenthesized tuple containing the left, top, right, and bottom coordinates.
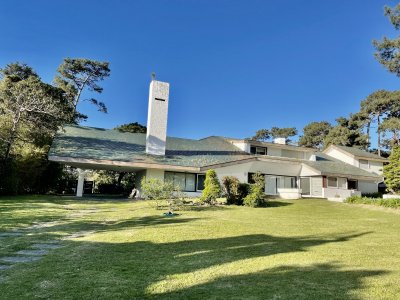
(383, 146, 400, 194)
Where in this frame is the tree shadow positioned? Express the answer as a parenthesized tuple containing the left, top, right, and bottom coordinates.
(0, 231, 383, 299)
(267, 200, 293, 207)
(157, 263, 384, 299)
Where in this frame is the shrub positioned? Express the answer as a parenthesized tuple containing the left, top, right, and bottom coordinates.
(237, 183, 250, 205)
(200, 169, 221, 205)
(361, 192, 383, 198)
(140, 177, 175, 200)
(384, 146, 400, 194)
(345, 195, 400, 208)
(244, 172, 267, 207)
(222, 176, 240, 205)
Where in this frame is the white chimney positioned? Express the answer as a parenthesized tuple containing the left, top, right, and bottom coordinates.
(146, 79, 169, 156)
(274, 137, 287, 145)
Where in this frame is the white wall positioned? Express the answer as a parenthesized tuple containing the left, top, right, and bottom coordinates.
(325, 148, 357, 166)
(300, 164, 320, 176)
(322, 188, 361, 201)
(358, 180, 378, 194)
(231, 141, 250, 153)
(358, 160, 383, 175)
(214, 160, 302, 183)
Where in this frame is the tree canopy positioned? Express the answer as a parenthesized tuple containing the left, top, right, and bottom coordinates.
(298, 121, 332, 149)
(54, 58, 110, 122)
(114, 122, 147, 133)
(323, 117, 368, 149)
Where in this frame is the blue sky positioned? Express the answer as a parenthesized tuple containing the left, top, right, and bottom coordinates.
(1, 0, 399, 143)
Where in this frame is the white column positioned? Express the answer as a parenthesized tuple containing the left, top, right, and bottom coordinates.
(76, 168, 85, 197)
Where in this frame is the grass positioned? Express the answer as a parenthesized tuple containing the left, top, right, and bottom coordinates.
(1, 196, 400, 299)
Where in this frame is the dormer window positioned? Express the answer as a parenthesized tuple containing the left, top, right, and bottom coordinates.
(250, 146, 267, 155)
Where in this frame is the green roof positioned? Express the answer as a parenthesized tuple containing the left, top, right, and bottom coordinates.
(304, 153, 381, 179)
(49, 125, 251, 168)
(329, 145, 387, 161)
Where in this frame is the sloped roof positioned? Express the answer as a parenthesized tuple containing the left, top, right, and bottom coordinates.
(325, 145, 388, 161)
(49, 125, 251, 168)
(303, 153, 381, 179)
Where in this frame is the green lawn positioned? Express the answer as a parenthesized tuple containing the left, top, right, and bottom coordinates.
(0, 196, 400, 299)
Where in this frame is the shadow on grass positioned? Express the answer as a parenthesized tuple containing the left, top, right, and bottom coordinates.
(267, 200, 293, 207)
(0, 231, 384, 299)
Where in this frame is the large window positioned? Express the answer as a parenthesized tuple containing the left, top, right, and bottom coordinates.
(165, 172, 196, 192)
(250, 146, 267, 155)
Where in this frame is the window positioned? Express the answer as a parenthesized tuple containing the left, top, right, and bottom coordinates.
(359, 159, 369, 169)
(164, 172, 197, 192)
(197, 174, 206, 191)
(250, 146, 267, 155)
(327, 177, 338, 188)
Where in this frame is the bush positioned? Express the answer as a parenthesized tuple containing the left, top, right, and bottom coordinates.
(237, 183, 250, 205)
(140, 177, 175, 200)
(361, 192, 383, 198)
(243, 172, 267, 207)
(345, 195, 400, 208)
(222, 176, 240, 205)
(200, 169, 221, 205)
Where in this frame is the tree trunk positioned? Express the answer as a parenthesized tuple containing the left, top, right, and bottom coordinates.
(377, 115, 381, 156)
(366, 122, 371, 150)
(3, 111, 21, 160)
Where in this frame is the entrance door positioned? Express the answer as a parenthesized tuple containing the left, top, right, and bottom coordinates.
(300, 178, 310, 195)
(265, 176, 277, 195)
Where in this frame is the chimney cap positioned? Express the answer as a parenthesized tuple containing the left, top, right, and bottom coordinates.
(151, 72, 156, 81)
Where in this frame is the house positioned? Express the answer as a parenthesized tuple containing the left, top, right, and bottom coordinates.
(48, 79, 386, 200)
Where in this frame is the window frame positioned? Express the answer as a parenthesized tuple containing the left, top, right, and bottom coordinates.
(164, 171, 197, 192)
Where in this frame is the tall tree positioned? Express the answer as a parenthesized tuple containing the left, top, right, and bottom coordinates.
(270, 127, 297, 142)
(0, 75, 70, 159)
(360, 90, 394, 155)
(379, 117, 400, 149)
(323, 117, 368, 149)
(374, 4, 400, 77)
(54, 58, 110, 122)
(0, 62, 38, 81)
(298, 121, 332, 149)
(114, 122, 147, 133)
(252, 129, 270, 142)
